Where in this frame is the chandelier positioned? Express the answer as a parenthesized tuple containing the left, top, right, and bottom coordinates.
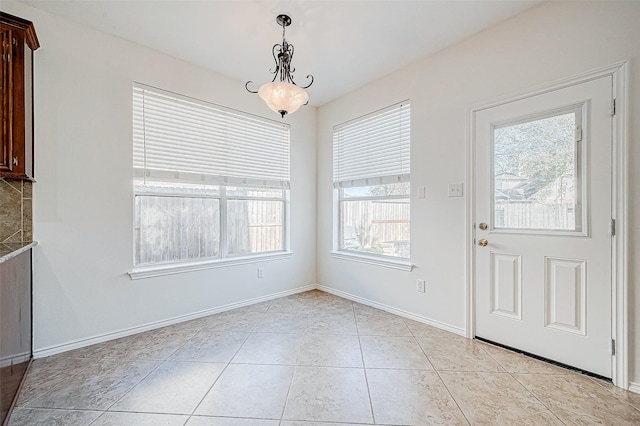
(246, 14, 314, 118)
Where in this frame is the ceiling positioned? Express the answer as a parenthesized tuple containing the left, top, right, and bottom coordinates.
(19, 0, 542, 106)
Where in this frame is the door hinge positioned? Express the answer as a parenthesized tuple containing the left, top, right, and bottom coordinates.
(610, 219, 616, 236)
(575, 126, 583, 142)
(612, 339, 616, 356)
(611, 99, 616, 116)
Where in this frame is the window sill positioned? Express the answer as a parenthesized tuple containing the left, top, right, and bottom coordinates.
(330, 251, 414, 271)
(129, 252, 293, 280)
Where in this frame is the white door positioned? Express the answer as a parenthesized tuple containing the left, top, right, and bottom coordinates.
(475, 76, 613, 377)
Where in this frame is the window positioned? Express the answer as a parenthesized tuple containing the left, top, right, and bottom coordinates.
(493, 107, 583, 232)
(333, 101, 410, 259)
(132, 83, 289, 269)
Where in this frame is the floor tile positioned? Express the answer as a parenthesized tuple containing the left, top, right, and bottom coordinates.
(359, 335, 432, 370)
(14, 290, 637, 426)
(15, 356, 94, 406)
(7, 408, 101, 426)
(232, 299, 274, 313)
(195, 364, 294, 419)
(305, 295, 354, 314)
(186, 417, 279, 425)
(404, 318, 459, 338)
(26, 359, 159, 410)
(162, 318, 209, 334)
(268, 296, 312, 313)
(110, 361, 225, 414)
(355, 312, 412, 336)
(514, 373, 640, 425)
(169, 331, 248, 363)
(589, 376, 640, 411)
(92, 412, 189, 425)
(281, 422, 372, 426)
(353, 303, 387, 316)
(60, 333, 142, 360)
(232, 333, 304, 365)
(95, 328, 198, 361)
(417, 337, 503, 372)
(283, 366, 373, 424)
(479, 342, 574, 375)
(297, 334, 363, 368)
(253, 312, 308, 333)
(366, 368, 468, 425)
(200, 311, 265, 333)
(306, 311, 358, 335)
(440, 371, 563, 425)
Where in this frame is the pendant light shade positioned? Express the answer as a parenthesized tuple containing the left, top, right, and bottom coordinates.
(246, 14, 314, 118)
(258, 81, 309, 118)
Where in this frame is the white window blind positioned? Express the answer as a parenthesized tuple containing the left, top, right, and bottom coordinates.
(333, 101, 410, 188)
(133, 83, 290, 188)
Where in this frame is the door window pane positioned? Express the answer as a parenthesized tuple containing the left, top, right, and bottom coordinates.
(493, 111, 581, 231)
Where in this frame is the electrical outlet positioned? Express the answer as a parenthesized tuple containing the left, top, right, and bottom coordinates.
(448, 183, 463, 197)
(257, 268, 264, 278)
(416, 279, 426, 293)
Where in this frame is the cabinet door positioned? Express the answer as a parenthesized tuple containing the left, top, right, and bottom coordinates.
(0, 26, 13, 173)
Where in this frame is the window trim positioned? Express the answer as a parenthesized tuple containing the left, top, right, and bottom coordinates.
(131, 83, 292, 275)
(330, 251, 413, 272)
(332, 101, 412, 264)
(129, 251, 293, 280)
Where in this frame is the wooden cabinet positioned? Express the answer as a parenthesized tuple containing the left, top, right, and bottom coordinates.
(0, 248, 32, 424)
(0, 12, 39, 181)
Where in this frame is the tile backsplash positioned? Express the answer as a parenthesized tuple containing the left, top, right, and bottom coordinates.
(0, 178, 32, 243)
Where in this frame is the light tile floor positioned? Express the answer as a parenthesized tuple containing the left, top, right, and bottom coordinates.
(9, 290, 640, 425)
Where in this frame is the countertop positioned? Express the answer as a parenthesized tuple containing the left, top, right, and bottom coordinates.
(0, 241, 38, 264)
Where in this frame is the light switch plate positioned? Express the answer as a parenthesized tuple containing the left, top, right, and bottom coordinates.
(448, 183, 463, 197)
(418, 186, 426, 198)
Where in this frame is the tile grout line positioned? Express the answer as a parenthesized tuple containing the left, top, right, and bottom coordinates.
(583, 375, 640, 413)
(409, 319, 471, 425)
(474, 340, 508, 373)
(432, 370, 472, 426)
(187, 303, 273, 419)
(97, 326, 207, 416)
(277, 357, 298, 422)
(477, 344, 568, 425)
(19, 291, 639, 425)
(354, 303, 377, 425)
(405, 317, 438, 372)
(507, 372, 568, 425)
(18, 358, 109, 409)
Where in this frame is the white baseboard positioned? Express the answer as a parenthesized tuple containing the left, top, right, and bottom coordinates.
(33, 284, 316, 359)
(1, 352, 31, 368)
(316, 284, 466, 337)
(34, 283, 467, 359)
(629, 381, 640, 395)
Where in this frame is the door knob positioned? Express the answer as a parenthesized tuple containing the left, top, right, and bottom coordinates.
(478, 239, 488, 247)
(479, 222, 488, 230)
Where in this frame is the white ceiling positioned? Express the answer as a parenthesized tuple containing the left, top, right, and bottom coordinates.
(19, 0, 542, 106)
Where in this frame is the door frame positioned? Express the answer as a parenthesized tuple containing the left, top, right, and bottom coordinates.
(465, 62, 629, 389)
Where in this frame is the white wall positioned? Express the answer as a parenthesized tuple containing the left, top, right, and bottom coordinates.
(3, 1, 317, 353)
(317, 1, 640, 384)
(5, 0, 639, 387)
